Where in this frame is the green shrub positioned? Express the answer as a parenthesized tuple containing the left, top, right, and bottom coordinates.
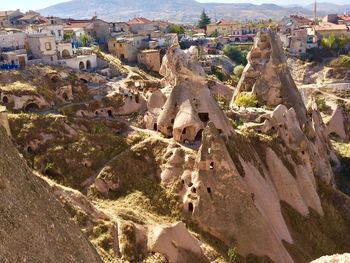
(315, 97, 327, 112)
(168, 24, 185, 35)
(235, 93, 258, 108)
(228, 247, 237, 263)
(233, 65, 245, 78)
(212, 66, 227, 81)
(328, 55, 350, 68)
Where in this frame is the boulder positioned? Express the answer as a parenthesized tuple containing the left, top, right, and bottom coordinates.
(148, 222, 209, 263)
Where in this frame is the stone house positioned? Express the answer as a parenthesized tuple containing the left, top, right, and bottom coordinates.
(280, 28, 317, 55)
(0, 31, 26, 51)
(108, 35, 148, 62)
(207, 20, 241, 36)
(314, 22, 350, 38)
(0, 9, 23, 26)
(137, 49, 161, 72)
(64, 18, 111, 49)
(91, 19, 111, 50)
(338, 15, 350, 26)
(17, 11, 45, 25)
(1, 51, 27, 68)
(58, 47, 97, 71)
(57, 42, 73, 59)
(29, 17, 64, 41)
(279, 15, 312, 34)
(63, 20, 94, 44)
(110, 22, 130, 34)
(127, 17, 156, 34)
(27, 34, 58, 63)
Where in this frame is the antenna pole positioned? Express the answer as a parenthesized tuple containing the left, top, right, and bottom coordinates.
(314, 0, 317, 22)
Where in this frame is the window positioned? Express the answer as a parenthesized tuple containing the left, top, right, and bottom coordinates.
(58, 30, 62, 37)
(45, 42, 52, 51)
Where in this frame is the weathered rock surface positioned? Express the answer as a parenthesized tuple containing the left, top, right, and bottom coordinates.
(232, 30, 307, 125)
(0, 127, 102, 263)
(148, 222, 209, 263)
(326, 105, 350, 141)
(311, 254, 350, 263)
(154, 44, 233, 143)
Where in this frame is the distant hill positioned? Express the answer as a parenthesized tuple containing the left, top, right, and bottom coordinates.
(39, 0, 316, 22)
(304, 2, 350, 14)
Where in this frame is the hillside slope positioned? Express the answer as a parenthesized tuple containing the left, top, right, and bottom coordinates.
(0, 127, 102, 262)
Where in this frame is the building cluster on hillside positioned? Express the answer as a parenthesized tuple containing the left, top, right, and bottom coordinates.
(107, 17, 178, 71)
(278, 14, 350, 56)
(0, 10, 176, 72)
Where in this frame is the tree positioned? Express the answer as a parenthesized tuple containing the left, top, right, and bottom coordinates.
(223, 45, 247, 65)
(321, 34, 336, 49)
(198, 9, 211, 30)
(63, 32, 73, 41)
(79, 33, 94, 47)
(168, 24, 185, 35)
(210, 29, 219, 38)
(337, 35, 350, 49)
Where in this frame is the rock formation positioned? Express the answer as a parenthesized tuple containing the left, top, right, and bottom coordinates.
(154, 45, 234, 143)
(326, 105, 350, 141)
(232, 30, 307, 125)
(0, 106, 11, 137)
(311, 254, 350, 263)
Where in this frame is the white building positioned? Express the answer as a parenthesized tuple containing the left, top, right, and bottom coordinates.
(0, 31, 26, 51)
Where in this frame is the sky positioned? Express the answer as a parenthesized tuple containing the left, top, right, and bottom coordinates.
(0, 0, 349, 11)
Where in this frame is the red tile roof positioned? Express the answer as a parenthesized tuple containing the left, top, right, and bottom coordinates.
(64, 21, 93, 29)
(339, 15, 350, 22)
(209, 19, 240, 26)
(314, 22, 349, 31)
(290, 15, 312, 25)
(128, 17, 152, 25)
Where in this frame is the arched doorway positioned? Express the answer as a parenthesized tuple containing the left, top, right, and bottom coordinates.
(79, 61, 85, 70)
(62, 93, 68, 101)
(62, 49, 70, 59)
(2, 96, 8, 104)
(86, 60, 91, 69)
(24, 103, 39, 112)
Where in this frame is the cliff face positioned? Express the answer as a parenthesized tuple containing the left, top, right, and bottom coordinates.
(0, 127, 102, 263)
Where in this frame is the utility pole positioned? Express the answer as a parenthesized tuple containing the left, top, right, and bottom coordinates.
(314, 0, 317, 22)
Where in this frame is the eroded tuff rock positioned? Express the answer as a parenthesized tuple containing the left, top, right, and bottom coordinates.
(144, 44, 234, 143)
(311, 254, 350, 263)
(232, 30, 307, 125)
(48, 170, 208, 262)
(182, 122, 324, 263)
(148, 222, 209, 263)
(0, 127, 102, 263)
(326, 105, 350, 141)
